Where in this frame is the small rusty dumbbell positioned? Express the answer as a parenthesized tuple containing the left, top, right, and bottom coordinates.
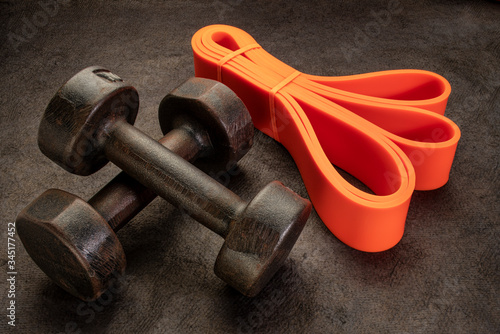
(16, 67, 311, 301)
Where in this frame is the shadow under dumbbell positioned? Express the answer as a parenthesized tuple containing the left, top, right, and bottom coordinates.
(220, 260, 315, 333)
(36, 278, 127, 334)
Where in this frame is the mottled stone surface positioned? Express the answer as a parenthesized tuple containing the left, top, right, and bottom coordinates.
(0, 0, 498, 333)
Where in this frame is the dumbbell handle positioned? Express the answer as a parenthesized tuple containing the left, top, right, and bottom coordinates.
(87, 126, 207, 232)
(104, 119, 247, 237)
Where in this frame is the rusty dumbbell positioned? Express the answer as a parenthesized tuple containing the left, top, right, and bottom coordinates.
(16, 67, 311, 301)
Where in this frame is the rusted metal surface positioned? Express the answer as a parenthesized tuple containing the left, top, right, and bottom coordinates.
(17, 67, 311, 301)
(88, 127, 207, 231)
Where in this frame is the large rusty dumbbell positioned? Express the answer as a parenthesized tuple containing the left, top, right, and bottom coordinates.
(16, 67, 311, 301)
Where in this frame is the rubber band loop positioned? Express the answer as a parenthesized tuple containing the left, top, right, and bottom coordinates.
(217, 43, 261, 82)
(192, 25, 460, 252)
(269, 70, 301, 141)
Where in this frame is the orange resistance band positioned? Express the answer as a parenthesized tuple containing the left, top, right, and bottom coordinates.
(192, 25, 461, 252)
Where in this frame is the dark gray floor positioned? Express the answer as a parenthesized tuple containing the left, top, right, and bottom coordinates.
(1, 1, 499, 333)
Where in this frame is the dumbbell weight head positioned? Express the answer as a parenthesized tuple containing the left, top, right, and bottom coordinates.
(38, 66, 139, 176)
(159, 77, 253, 173)
(216, 181, 311, 297)
(16, 189, 125, 301)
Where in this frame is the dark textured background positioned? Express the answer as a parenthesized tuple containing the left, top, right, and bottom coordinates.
(0, 1, 499, 333)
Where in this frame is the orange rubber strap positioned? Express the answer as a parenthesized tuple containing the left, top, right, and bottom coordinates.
(191, 25, 460, 252)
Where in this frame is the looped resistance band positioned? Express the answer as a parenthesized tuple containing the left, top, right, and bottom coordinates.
(192, 25, 460, 252)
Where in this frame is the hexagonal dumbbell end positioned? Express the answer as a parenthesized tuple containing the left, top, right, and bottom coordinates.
(38, 66, 139, 176)
(159, 76, 253, 174)
(215, 181, 311, 297)
(16, 189, 126, 301)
